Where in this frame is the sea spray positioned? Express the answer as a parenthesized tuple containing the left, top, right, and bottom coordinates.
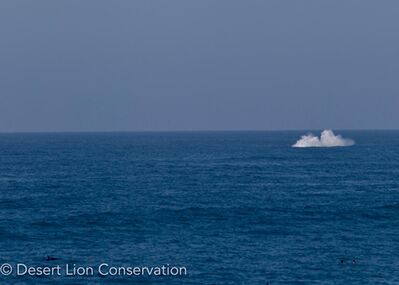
(293, 130, 354, 148)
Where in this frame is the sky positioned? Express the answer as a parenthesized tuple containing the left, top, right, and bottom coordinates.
(0, 1, 398, 132)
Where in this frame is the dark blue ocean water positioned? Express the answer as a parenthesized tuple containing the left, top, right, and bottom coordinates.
(0, 131, 399, 284)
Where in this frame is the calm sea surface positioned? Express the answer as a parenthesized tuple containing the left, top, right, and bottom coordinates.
(0, 131, 398, 284)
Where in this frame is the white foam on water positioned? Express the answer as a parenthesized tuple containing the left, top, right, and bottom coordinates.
(292, 130, 355, 148)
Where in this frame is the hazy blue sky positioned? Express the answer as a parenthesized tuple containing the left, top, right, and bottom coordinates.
(0, 1, 398, 132)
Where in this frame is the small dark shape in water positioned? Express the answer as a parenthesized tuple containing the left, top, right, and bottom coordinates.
(46, 256, 59, 261)
(340, 260, 344, 264)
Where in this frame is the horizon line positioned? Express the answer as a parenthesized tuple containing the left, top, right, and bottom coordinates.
(0, 128, 398, 134)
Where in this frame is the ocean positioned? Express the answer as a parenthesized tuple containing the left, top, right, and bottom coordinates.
(0, 131, 398, 284)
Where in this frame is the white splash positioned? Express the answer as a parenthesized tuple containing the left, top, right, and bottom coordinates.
(292, 130, 355, 148)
